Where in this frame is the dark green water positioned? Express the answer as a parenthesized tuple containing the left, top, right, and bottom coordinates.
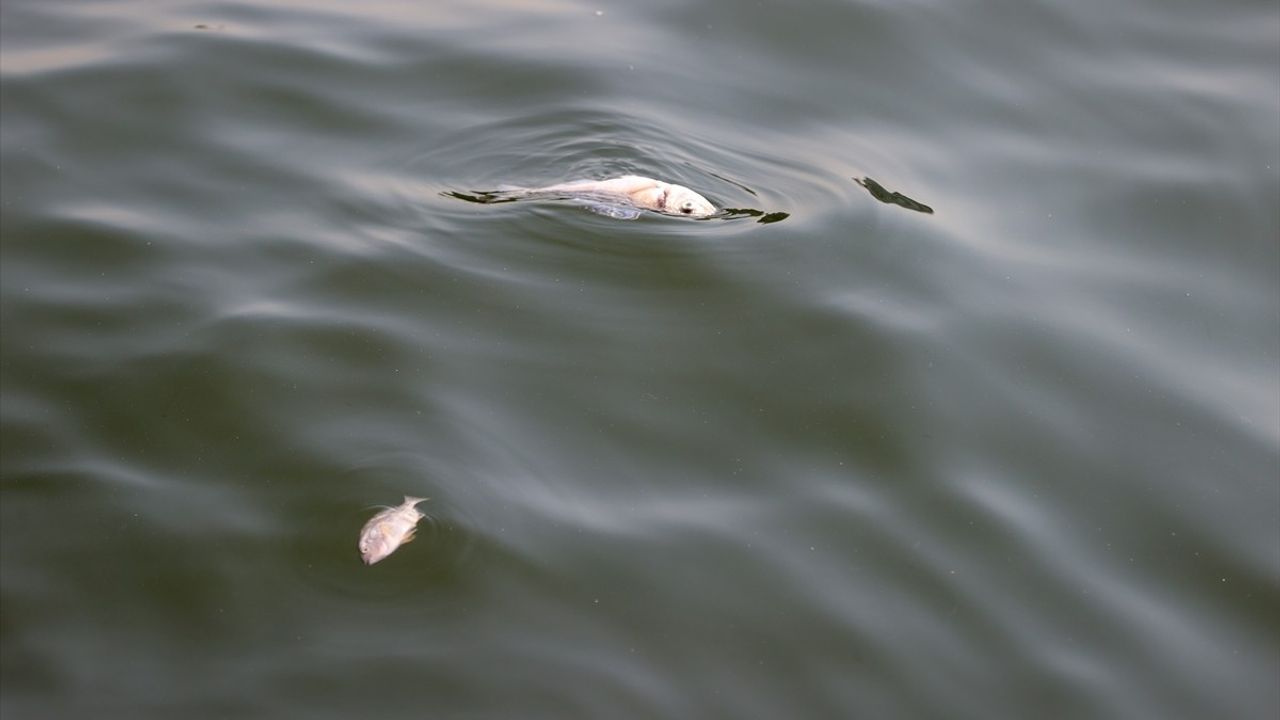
(2, 1, 1277, 718)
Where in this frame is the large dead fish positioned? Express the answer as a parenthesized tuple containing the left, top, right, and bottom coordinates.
(449, 175, 717, 219)
(358, 495, 427, 565)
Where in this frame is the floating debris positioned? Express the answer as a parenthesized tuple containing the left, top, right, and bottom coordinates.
(358, 496, 427, 565)
(722, 208, 791, 224)
(855, 177, 934, 214)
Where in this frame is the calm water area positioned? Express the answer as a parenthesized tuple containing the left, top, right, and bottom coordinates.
(2, 0, 1278, 718)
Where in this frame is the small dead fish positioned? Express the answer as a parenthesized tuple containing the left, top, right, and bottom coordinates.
(358, 495, 427, 565)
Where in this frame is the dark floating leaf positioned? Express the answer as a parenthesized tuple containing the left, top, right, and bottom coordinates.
(854, 177, 934, 214)
(722, 208, 790, 224)
(442, 190, 519, 205)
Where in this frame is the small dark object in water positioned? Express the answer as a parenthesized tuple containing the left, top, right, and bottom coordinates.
(444, 190, 520, 205)
(723, 208, 791, 224)
(855, 177, 934, 214)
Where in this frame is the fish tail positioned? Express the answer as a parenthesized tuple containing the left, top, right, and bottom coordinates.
(403, 495, 428, 506)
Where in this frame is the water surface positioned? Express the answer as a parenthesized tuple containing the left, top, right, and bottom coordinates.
(2, 0, 1277, 718)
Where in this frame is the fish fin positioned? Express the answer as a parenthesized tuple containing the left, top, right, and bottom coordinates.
(401, 528, 416, 544)
(403, 495, 429, 506)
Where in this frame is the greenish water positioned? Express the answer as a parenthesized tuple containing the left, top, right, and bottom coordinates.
(2, 0, 1277, 718)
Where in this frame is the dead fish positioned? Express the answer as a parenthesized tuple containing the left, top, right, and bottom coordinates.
(358, 495, 427, 565)
(448, 175, 717, 219)
(533, 176, 716, 217)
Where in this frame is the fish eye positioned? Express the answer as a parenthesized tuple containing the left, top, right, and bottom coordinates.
(681, 205, 693, 214)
